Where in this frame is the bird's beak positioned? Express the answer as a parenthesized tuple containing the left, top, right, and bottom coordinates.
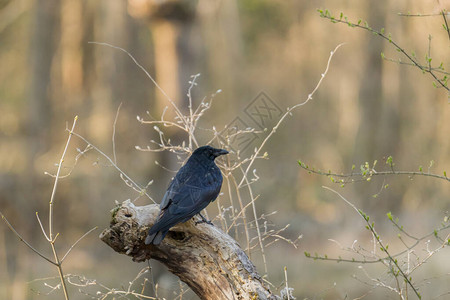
(215, 149, 229, 156)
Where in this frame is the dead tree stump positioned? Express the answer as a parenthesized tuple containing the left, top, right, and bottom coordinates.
(100, 200, 278, 300)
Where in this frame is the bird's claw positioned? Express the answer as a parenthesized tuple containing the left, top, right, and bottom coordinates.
(195, 219, 214, 226)
(195, 213, 214, 226)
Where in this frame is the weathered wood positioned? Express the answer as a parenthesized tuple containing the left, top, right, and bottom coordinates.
(100, 200, 277, 300)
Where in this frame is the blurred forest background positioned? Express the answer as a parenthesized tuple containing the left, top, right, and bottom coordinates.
(0, 0, 449, 299)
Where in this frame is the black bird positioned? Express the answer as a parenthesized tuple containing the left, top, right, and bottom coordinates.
(145, 145, 229, 245)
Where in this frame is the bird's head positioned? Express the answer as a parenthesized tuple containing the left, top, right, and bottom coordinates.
(192, 145, 229, 161)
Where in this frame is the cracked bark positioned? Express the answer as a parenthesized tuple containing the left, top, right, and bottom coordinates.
(100, 200, 277, 300)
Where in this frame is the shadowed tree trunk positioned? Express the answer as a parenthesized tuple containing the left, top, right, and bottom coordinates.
(127, 0, 201, 193)
(127, 0, 198, 116)
(100, 200, 278, 300)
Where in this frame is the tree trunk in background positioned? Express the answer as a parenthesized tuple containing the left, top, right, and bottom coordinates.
(379, 3, 402, 212)
(127, 0, 199, 195)
(197, 0, 244, 117)
(354, 1, 387, 212)
(59, 0, 84, 108)
(152, 20, 181, 113)
(89, 1, 129, 144)
(28, 0, 59, 152)
(127, 0, 197, 118)
(20, 1, 60, 299)
(355, 0, 385, 163)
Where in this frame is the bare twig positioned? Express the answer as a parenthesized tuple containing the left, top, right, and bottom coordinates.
(69, 130, 156, 203)
(237, 43, 344, 188)
(241, 166, 267, 274)
(46, 116, 80, 300)
(48, 116, 78, 241)
(442, 10, 450, 41)
(112, 102, 122, 164)
(298, 161, 450, 182)
(323, 186, 422, 299)
(284, 266, 290, 300)
(318, 10, 449, 92)
(0, 211, 55, 265)
(61, 227, 98, 262)
(88, 42, 188, 127)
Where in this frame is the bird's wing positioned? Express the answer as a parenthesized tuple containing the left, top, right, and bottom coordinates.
(148, 179, 220, 235)
(159, 164, 192, 210)
(168, 178, 221, 216)
(159, 163, 222, 218)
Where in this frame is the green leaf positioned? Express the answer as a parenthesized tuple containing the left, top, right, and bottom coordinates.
(386, 156, 394, 167)
(387, 212, 393, 220)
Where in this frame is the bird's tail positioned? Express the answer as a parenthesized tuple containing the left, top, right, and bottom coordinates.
(145, 228, 168, 245)
(145, 210, 184, 245)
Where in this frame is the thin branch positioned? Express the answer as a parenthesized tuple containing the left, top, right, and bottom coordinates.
(112, 102, 122, 164)
(241, 166, 267, 274)
(49, 116, 78, 241)
(237, 43, 344, 189)
(61, 227, 98, 262)
(36, 212, 50, 241)
(88, 42, 187, 126)
(69, 130, 156, 203)
(46, 116, 79, 300)
(441, 9, 450, 41)
(284, 266, 290, 300)
(380, 57, 449, 75)
(0, 211, 56, 265)
(323, 186, 422, 299)
(298, 161, 450, 182)
(318, 10, 449, 91)
(397, 13, 444, 17)
(229, 173, 251, 258)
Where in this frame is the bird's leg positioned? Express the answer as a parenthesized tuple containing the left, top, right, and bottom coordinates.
(195, 212, 213, 225)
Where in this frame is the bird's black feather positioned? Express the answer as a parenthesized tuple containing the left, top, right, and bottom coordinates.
(145, 146, 228, 245)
